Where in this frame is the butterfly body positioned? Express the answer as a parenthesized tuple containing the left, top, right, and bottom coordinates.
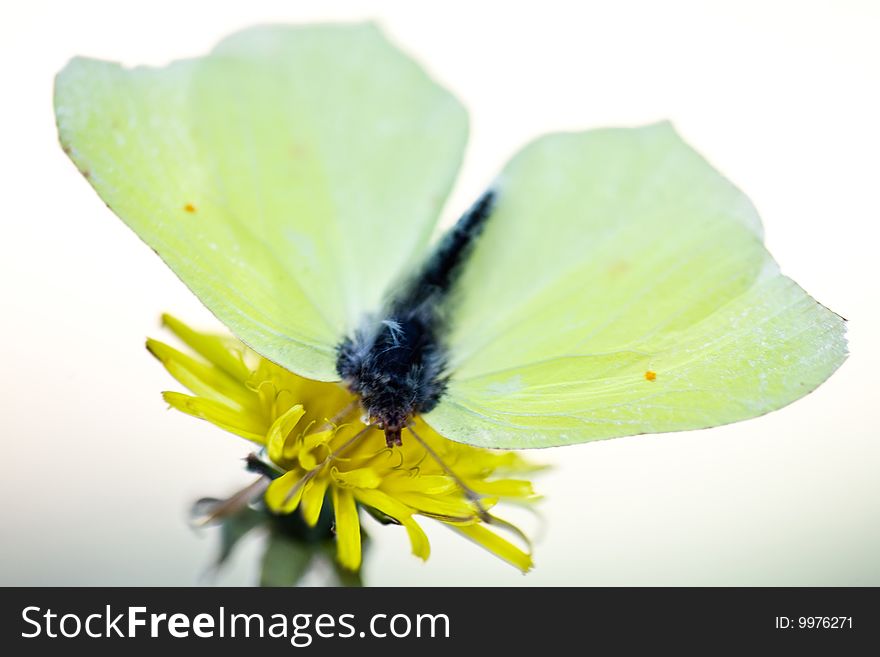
(336, 192, 496, 446)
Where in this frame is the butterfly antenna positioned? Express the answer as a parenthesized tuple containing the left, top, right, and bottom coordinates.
(406, 423, 491, 523)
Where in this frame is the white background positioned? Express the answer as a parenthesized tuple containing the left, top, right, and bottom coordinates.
(1, 0, 877, 585)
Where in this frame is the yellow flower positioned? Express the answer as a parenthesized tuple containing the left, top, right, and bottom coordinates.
(148, 314, 542, 572)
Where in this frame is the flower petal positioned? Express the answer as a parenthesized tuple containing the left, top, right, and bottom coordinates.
(466, 478, 535, 499)
(331, 467, 382, 489)
(402, 517, 430, 561)
(161, 314, 252, 382)
(265, 470, 306, 514)
(298, 429, 334, 470)
(450, 523, 533, 573)
(162, 391, 266, 443)
(381, 472, 457, 496)
(391, 491, 484, 520)
(353, 488, 430, 561)
(353, 488, 414, 521)
(300, 476, 330, 527)
(331, 487, 361, 571)
(147, 338, 255, 409)
(266, 404, 306, 465)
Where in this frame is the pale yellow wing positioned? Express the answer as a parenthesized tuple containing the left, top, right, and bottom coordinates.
(55, 24, 468, 380)
(426, 124, 846, 447)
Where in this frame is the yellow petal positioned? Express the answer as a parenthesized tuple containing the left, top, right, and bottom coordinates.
(266, 404, 306, 465)
(264, 470, 306, 514)
(298, 429, 334, 470)
(380, 472, 457, 495)
(161, 314, 251, 382)
(353, 489, 430, 560)
(303, 428, 334, 451)
(147, 338, 254, 409)
(466, 478, 535, 498)
(331, 467, 382, 489)
(402, 517, 430, 561)
(300, 476, 330, 527)
(353, 488, 414, 522)
(162, 391, 266, 443)
(451, 524, 533, 573)
(391, 491, 483, 520)
(331, 487, 361, 571)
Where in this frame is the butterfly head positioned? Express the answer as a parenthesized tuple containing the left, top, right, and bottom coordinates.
(336, 311, 449, 449)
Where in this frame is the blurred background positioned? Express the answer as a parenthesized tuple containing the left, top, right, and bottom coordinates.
(1, 0, 877, 585)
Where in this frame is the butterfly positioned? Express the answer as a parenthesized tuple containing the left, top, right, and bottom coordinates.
(54, 23, 847, 450)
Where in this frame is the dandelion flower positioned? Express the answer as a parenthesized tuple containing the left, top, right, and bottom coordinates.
(148, 315, 542, 572)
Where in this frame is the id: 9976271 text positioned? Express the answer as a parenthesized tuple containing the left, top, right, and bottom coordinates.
(775, 617, 853, 629)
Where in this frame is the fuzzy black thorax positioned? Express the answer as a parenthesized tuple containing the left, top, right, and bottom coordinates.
(336, 308, 448, 446)
(336, 191, 495, 447)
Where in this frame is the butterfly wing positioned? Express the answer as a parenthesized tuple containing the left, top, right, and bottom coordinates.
(427, 123, 847, 447)
(55, 23, 467, 380)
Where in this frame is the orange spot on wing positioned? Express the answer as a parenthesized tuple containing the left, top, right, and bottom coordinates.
(607, 260, 630, 277)
(288, 143, 308, 158)
(183, 203, 197, 213)
(644, 370, 657, 381)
